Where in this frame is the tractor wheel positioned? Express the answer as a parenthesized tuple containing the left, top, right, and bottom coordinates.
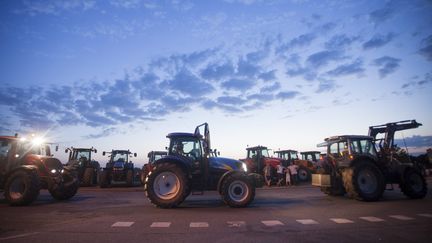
(126, 170, 134, 187)
(82, 168, 94, 187)
(144, 162, 189, 208)
(4, 170, 41, 206)
(298, 166, 311, 182)
(399, 168, 427, 199)
(49, 170, 80, 200)
(221, 173, 255, 208)
(342, 161, 385, 202)
(320, 177, 345, 196)
(99, 170, 111, 188)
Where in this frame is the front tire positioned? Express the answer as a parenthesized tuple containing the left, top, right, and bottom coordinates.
(4, 170, 41, 206)
(99, 170, 111, 188)
(298, 166, 311, 182)
(49, 170, 80, 200)
(221, 173, 255, 208)
(82, 168, 94, 186)
(144, 162, 189, 208)
(400, 168, 427, 199)
(342, 161, 385, 202)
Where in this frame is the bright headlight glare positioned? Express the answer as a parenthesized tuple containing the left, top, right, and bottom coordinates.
(32, 137, 45, 146)
(242, 163, 247, 172)
(61, 169, 65, 173)
(50, 169, 57, 174)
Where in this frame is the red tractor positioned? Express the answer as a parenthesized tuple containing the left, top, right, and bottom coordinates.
(241, 146, 282, 185)
(0, 135, 79, 206)
(274, 150, 321, 182)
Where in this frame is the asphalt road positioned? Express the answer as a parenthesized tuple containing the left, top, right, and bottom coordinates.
(1, 180, 431, 243)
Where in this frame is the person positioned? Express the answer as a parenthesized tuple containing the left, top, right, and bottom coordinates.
(288, 163, 299, 185)
(285, 166, 291, 186)
(263, 164, 272, 187)
(276, 164, 285, 186)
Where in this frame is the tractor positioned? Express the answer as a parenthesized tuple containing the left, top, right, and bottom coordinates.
(144, 123, 264, 208)
(241, 146, 281, 185)
(0, 135, 79, 206)
(274, 150, 321, 182)
(99, 150, 141, 187)
(65, 147, 100, 186)
(312, 120, 427, 201)
(141, 151, 167, 184)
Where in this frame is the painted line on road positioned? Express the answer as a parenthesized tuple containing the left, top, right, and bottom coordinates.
(417, 213, 432, 218)
(112, 222, 135, 227)
(359, 216, 385, 222)
(227, 221, 246, 227)
(330, 218, 354, 224)
(0, 232, 40, 241)
(296, 219, 319, 225)
(150, 222, 171, 228)
(261, 220, 284, 226)
(190, 222, 209, 228)
(389, 215, 414, 220)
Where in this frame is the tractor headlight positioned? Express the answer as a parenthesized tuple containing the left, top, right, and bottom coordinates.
(50, 169, 57, 174)
(61, 169, 65, 173)
(242, 163, 248, 172)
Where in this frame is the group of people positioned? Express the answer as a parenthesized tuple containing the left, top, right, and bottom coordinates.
(263, 163, 299, 187)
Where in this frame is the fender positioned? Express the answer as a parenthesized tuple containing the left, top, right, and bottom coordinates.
(4, 165, 39, 182)
(153, 155, 192, 175)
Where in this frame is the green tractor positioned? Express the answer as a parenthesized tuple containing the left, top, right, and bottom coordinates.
(65, 147, 100, 186)
(312, 120, 427, 201)
(144, 123, 264, 208)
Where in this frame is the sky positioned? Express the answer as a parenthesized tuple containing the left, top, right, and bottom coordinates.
(1, 0, 431, 167)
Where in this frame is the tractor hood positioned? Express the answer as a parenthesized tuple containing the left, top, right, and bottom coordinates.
(209, 157, 245, 172)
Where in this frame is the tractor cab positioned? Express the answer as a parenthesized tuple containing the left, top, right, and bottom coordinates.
(274, 149, 299, 166)
(100, 149, 140, 187)
(65, 147, 99, 186)
(301, 151, 321, 162)
(243, 146, 281, 174)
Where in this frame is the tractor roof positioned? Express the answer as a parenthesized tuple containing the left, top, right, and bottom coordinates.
(148, 151, 167, 156)
(325, 135, 373, 141)
(300, 151, 321, 154)
(274, 149, 297, 153)
(167, 132, 200, 139)
(246, 145, 268, 151)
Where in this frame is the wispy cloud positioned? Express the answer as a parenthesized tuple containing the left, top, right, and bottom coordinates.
(373, 56, 401, 78)
(326, 58, 365, 77)
(418, 35, 432, 61)
(363, 33, 396, 50)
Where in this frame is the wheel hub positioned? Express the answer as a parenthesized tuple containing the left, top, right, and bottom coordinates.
(357, 168, 377, 194)
(228, 180, 249, 202)
(153, 172, 180, 200)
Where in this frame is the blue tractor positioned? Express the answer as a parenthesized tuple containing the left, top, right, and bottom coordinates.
(99, 150, 140, 187)
(144, 123, 264, 208)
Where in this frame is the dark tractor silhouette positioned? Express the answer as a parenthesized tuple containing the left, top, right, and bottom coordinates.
(99, 150, 140, 187)
(144, 123, 264, 208)
(274, 150, 322, 182)
(0, 135, 79, 206)
(312, 120, 427, 201)
(241, 146, 281, 185)
(65, 147, 100, 186)
(141, 151, 167, 184)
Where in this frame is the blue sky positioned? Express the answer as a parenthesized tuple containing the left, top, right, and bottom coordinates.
(1, 0, 431, 165)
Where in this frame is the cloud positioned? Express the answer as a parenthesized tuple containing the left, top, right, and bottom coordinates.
(394, 135, 432, 148)
(306, 50, 345, 68)
(163, 69, 214, 97)
(110, 0, 142, 9)
(373, 56, 401, 78)
(325, 34, 359, 50)
(401, 72, 432, 89)
(84, 127, 118, 139)
(418, 35, 432, 61)
(327, 58, 365, 77)
(200, 62, 235, 80)
(258, 70, 276, 81)
(221, 78, 256, 91)
(276, 33, 317, 55)
(260, 82, 281, 93)
(363, 33, 396, 50)
(369, 2, 395, 25)
(216, 96, 246, 105)
(316, 79, 338, 93)
(276, 91, 300, 100)
(13, 0, 96, 16)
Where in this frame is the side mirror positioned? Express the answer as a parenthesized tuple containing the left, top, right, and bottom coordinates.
(102, 151, 106, 156)
(94, 149, 97, 153)
(65, 149, 68, 153)
(218, 151, 220, 156)
(55, 145, 59, 152)
(134, 153, 137, 157)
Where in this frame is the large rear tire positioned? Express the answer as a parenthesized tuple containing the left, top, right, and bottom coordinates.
(99, 170, 111, 188)
(298, 166, 311, 182)
(126, 170, 134, 187)
(342, 161, 385, 202)
(82, 168, 93, 186)
(144, 162, 189, 208)
(400, 168, 427, 199)
(4, 170, 41, 206)
(221, 173, 255, 208)
(49, 170, 80, 200)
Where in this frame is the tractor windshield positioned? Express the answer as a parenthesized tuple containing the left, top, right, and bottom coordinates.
(289, 151, 298, 160)
(74, 150, 91, 162)
(16, 141, 50, 157)
(350, 139, 377, 156)
(112, 152, 128, 163)
(261, 149, 270, 158)
(302, 152, 320, 162)
(171, 138, 202, 161)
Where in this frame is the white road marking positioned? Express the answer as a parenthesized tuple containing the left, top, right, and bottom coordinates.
(190, 222, 209, 228)
(227, 221, 246, 227)
(330, 218, 354, 224)
(150, 222, 171, 228)
(111, 222, 135, 227)
(0, 232, 40, 241)
(359, 216, 385, 222)
(261, 220, 284, 226)
(296, 219, 319, 225)
(417, 213, 432, 218)
(389, 215, 414, 220)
